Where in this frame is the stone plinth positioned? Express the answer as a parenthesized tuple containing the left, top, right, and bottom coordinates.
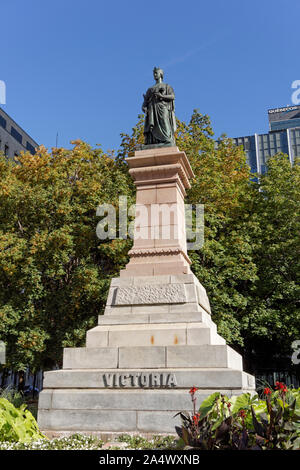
(121, 147, 194, 277)
(38, 147, 256, 434)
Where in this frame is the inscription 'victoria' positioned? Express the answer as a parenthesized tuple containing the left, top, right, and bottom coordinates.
(103, 372, 177, 388)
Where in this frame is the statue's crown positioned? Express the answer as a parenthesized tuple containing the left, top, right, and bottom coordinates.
(153, 66, 164, 75)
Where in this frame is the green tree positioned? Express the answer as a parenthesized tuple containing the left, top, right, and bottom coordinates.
(0, 141, 134, 371)
(243, 154, 300, 370)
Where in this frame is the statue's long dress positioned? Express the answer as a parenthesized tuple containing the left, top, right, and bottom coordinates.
(143, 83, 176, 145)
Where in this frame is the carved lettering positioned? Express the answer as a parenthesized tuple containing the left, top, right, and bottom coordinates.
(103, 373, 114, 387)
(119, 374, 128, 386)
(102, 372, 178, 388)
(151, 373, 161, 387)
(167, 373, 177, 387)
(140, 373, 148, 387)
(130, 373, 140, 387)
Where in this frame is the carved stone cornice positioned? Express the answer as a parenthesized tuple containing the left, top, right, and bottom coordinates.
(128, 247, 192, 265)
(127, 147, 194, 191)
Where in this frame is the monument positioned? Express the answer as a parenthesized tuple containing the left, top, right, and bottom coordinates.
(37, 68, 255, 435)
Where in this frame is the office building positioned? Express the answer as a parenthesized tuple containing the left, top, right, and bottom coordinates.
(232, 105, 300, 174)
(0, 106, 38, 159)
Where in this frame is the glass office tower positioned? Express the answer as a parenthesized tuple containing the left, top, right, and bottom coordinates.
(232, 105, 300, 174)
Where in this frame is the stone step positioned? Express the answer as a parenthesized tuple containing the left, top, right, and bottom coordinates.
(86, 322, 225, 348)
(38, 386, 255, 433)
(98, 309, 213, 326)
(39, 387, 251, 413)
(43, 368, 256, 390)
(63, 344, 243, 370)
(104, 302, 208, 316)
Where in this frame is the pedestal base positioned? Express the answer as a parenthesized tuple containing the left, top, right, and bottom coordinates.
(38, 274, 256, 434)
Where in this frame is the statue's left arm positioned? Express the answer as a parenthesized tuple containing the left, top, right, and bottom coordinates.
(155, 93, 174, 102)
(154, 85, 175, 102)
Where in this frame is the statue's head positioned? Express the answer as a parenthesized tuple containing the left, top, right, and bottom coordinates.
(153, 67, 164, 80)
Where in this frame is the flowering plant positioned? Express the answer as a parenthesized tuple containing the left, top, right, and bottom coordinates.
(174, 385, 300, 450)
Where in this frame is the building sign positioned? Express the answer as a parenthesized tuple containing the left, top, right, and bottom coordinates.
(268, 105, 300, 122)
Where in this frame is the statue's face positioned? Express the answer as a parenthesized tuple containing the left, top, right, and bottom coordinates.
(153, 69, 163, 81)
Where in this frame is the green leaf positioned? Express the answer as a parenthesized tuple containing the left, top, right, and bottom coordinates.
(198, 392, 221, 419)
(231, 393, 255, 414)
(0, 398, 46, 443)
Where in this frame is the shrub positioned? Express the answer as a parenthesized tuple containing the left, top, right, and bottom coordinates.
(0, 386, 25, 408)
(0, 398, 46, 443)
(175, 384, 300, 450)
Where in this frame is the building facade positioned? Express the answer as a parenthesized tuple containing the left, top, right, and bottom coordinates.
(0, 107, 38, 159)
(232, 105, 300, 174)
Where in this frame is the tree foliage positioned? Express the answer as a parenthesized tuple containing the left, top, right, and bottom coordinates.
(245, 154, 300, 364)
(0, 141, 134, 370)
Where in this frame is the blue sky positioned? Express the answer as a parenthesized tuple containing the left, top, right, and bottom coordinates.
(1, 0, 299, 151)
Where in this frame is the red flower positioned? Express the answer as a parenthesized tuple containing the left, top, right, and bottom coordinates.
(275, 382, 288, 393)
(238, 409, 246, 419)
(189, 387, 198, 395)
(264, 387, 272, 395)
(192, 413, 200, 425)
(227, 402, 232, 409)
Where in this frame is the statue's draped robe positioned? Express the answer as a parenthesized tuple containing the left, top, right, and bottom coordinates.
(143, 83, 176, 145)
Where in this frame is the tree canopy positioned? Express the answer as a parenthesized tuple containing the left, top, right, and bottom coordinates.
(0, 142, 134, 370)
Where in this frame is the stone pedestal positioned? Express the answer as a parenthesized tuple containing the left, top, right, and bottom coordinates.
(38, 147, 256, 435)
(121, 146, 193, 277)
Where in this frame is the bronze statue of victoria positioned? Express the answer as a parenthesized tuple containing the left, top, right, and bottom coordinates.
(142, 67, 176, 147)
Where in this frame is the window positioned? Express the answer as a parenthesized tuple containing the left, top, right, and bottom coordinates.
(11, 126, 22, 144)
(292, 145, 300, 157)
(0, 115, 6, 129)
(4, 145, 9, 157)
(26, 141, 35, 154)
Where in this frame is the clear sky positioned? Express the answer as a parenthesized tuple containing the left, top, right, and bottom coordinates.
(1, 0, 299, 151)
